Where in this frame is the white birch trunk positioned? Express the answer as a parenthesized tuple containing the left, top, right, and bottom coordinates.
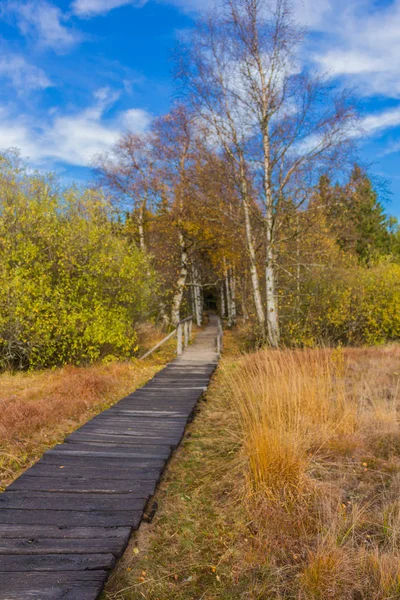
(194, 286, 202, 326)
(195, 280, 202, 327)
(220, 281, 226, 319)
(262, 133, 280, 347)
(230, 268, 237, 326)
(192, 264, 202, 326)
(171, 231, 188, 326)
(241, 181, 265, 329)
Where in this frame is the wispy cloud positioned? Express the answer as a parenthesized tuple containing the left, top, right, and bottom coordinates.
(72, 0, 135, 17)
(362, 107, 400, 136)
(0, 88, 152, 167)
(306, 0, 400, 99)
(71, 0, 213, 17)
(3, 0, 83, 52)
(292, 0, 332, 27)
(0, 54, 51, 91)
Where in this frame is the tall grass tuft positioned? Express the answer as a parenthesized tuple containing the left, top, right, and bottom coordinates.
(222, 348, 356, 499)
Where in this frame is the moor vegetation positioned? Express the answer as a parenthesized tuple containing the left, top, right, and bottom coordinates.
(104, 338, 400, 600)
(1, 1, 400, 598)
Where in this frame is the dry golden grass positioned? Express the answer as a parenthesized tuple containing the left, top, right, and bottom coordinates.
(103, 340, 400, 600)
(223, 344, 400, 598)
(223, 347, 355, 498)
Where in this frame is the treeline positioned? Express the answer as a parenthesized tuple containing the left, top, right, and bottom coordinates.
(1, 0, 400, 370)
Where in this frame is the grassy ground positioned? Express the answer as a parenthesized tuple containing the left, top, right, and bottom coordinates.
(0, 324, 176, 490)
(103, 335, 400, 600)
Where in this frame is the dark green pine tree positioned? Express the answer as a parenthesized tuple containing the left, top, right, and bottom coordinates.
(319, 166, 391, 265)
(346, 166, 390, 264)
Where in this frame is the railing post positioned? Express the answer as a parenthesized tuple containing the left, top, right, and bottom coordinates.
(177, 323, 183, 355)
(140, 316, 193, 360)
(184, 320, 189, 348)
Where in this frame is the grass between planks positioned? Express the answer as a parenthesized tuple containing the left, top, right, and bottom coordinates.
(103, 336, 400, 600)
(0, 324, 177, 490)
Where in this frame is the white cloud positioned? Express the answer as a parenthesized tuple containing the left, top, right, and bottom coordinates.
(72, 0, 212, 17)
(292, 0, 332, 27)
(307, 0, 400, 99)
(4, 0, 82, 52)
(0, 55, 51, 91)
(362, 107, 400, 136)
(69, 0, 400, 105)
(0, 89, 152, 167)
(72, 0, 135, 17)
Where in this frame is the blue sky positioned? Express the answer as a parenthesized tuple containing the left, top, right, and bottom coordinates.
(1, 0, 400, 217)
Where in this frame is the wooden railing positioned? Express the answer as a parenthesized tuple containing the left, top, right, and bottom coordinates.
(140, 316, 193, 360)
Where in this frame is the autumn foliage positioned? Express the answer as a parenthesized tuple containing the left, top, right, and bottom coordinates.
(0, 152, 155, 369)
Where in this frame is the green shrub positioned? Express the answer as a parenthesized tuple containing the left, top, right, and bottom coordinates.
(0, 153, 155, 369)
(283, 261, 400, 346)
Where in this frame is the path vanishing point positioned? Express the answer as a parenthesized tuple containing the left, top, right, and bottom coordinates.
(0, 315, 220, 599)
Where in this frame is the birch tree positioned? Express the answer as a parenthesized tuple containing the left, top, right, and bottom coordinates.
(177, 0, 357, 345)
(94, 133, 156, 252)
(152, 106, 197, 326)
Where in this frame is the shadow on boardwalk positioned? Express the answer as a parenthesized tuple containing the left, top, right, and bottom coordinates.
(0, 316, 220, 600)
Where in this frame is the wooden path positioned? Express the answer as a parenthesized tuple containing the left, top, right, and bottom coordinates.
(0, 316, 220, 599)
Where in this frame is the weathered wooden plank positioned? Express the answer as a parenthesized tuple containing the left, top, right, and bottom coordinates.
(79, 427, 184, 438)
(158, 376, 211, 381)
(0, 509, 142, 527)
(149, 382, 209, 386)
(40, 454, 166, 469)
(0, 571, 106, 584)
(0, 553, 115, 572)
(65, 433, 180, 446)
(103, 409, 189, 418)
(0, 573, 107, 600)
(0, 571, 108, 600)
(110, 400, 199, 409)
(67, 433, 181, 445)
(0, 492, 147, 512)
(45, 449, 169, 460)
(8, 476, 156, 495)
(0, 536, 126, 556)
(120, 391, 202, 399)
(112, 402, 198, 413)
(0, 583, 104, 600)
(75, 427, 183, 437)
(19, 463, 162, 481)
(81, 415, 186, 426)
(143, 384, 207, 390)
(0, 524, 130, 539)
(85, 415, 187, 425)
(123, 390, 204, 398)
(45, 444, 171, 460)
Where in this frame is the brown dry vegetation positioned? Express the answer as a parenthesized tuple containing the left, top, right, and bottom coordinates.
(0, 324, 176, 490)
(104, 338, 400, 600)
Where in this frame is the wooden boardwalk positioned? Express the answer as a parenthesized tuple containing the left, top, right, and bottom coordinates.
(0, 316, 220, 599)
